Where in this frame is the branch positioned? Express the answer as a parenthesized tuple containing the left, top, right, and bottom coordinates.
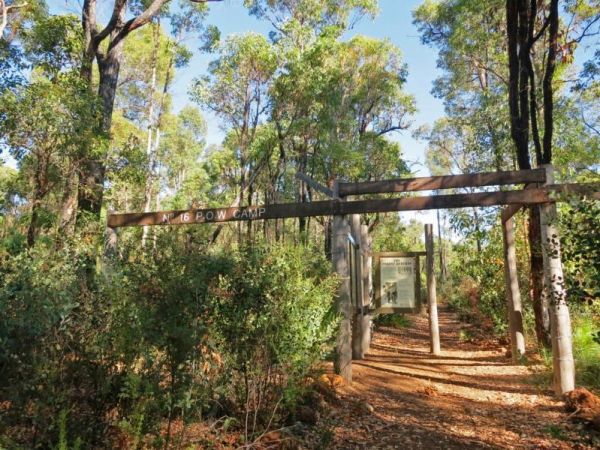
(110, 0, 223, 51)
(376, 124, 409, 136)
(4, 2, 28, 12)
(568, 14, 600, 45)
(581, 111, 600, 137)
(93, 0, 127, 45)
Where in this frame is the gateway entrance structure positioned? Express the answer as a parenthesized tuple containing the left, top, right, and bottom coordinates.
(107, 166, 600, 396)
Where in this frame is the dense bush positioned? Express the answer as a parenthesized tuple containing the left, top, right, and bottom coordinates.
(0, 238, 337, 448)
(561, 199, 600, 307)
(444, 221, 530, 334)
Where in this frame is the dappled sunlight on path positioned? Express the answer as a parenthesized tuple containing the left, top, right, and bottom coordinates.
(326, 306, 589, 449)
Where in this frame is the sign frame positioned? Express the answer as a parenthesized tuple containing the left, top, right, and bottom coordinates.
(373, 252, 424, 314)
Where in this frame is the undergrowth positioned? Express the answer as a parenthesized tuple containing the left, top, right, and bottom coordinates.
(374, 313, 411, 329)
(538, 315, 600, 394)
(571, 316, 600, 392)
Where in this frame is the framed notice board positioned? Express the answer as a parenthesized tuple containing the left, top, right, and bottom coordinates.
(374, 252, 423, 314)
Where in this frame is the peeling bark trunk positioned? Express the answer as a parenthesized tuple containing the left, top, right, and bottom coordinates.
(529, 207, 551, 347)
(27, 153, 50, 247)
(58, 170, 79, 236)
(78, 28, 125, 218)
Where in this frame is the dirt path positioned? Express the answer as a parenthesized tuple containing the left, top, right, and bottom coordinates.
(321, 306, 594, 449)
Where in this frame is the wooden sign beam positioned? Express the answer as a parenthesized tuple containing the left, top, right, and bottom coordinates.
(107, 183, 600, 228)
(337, 169, 547, 196)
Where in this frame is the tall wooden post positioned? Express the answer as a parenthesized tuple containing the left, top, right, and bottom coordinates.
(502, 214, 526, 361)
(105, 210, 118, 257)
(332, 211, 352, 382)
(416, 255, 426, 314)
(540, 164, 575, 395)
(425, 224, 441, 355)
(351, 215, 368, 360)
(361, 224, 373, 353)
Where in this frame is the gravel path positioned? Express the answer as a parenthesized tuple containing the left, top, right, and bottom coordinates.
(323, 306, 595, 449)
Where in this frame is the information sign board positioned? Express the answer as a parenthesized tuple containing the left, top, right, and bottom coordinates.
(374, 252, 422, 314)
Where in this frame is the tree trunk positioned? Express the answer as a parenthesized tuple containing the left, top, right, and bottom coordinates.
(78, 21, 125, 219)
(58, 170, 79, 236)
(437, 209, 446, 283)
(142, 23, 160, 249)
(529, 206, 551, 347)
(27, 154, 49, 247)
(27, 192, 42, 248)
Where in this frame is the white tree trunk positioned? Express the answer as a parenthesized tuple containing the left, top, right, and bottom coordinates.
(540, 164, 575, 395)
(142, 24, 159, 249)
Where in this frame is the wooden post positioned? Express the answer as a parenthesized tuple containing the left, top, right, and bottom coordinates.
(425, 224, 441, 355)
(502, 214, 526, 361)
(416, 255, 426, 314)
(332, 212, 352, 382)
(105, 210, 118, 257)
(540, 164, 575, 395)
(351, 215, 367, 360)
(360, 224, 372, 354)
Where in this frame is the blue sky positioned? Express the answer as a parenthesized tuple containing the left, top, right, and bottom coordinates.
(171, 0, 444, 177)
(172, 0, 445, 224)
(47, 0, 444, 177)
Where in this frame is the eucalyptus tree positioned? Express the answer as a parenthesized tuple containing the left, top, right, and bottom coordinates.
(0, 0, 45, 42)
(504, 0, 599, 351)
(270, 33, 414, 240)
(1, 77, 101, 246)
(414, 0, 599, 347)
(0, 14, 102, 244)
(192, 32, 278, 211)
(158, 105, 207, 201)
(76, 0, 220, 221)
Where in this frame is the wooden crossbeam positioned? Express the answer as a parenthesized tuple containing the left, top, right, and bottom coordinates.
(337, 169, 546, 196)
(107, 182, 600, 228)
(500, 183, 538, 223)
(295, 172, 335, 198)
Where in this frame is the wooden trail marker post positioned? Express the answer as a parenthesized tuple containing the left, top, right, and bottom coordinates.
(350, 214, 367, 360)
(331, 181, 353, 382)
(501, 212, 526, 361)
(425, 224, 441, 356)
(107, 169, 599, 394)
(360, 224, 372, 355)
(332, 213, 353, 382)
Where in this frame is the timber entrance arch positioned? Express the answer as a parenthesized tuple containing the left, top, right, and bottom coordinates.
(107, 166, 600, 396)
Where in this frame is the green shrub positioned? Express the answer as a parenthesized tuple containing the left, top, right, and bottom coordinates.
(0, 238, 338, 447)
(206, 243, 338, 438)
(572, 315, 600, 392)
(374, 313, 411, 329)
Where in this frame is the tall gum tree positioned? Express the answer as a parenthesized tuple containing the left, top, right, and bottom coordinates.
(505, 0, 599, 348)
(415, 0, 599, 348)
(76, 0, 220, 221)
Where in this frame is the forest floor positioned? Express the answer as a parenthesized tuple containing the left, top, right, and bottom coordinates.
(306, 305, 599, 450)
